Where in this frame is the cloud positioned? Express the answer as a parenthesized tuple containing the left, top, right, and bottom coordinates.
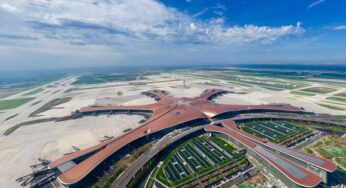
(0, 0, 305, 63)
(333, 25, 346, 30)
(6, 0, 303, 44)
(201, 22, 304, 44)
(0, 3, 18, 12)
(307, 0, 326, 9)
(0, 34, 37, 41)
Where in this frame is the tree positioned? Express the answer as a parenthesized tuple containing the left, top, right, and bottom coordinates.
(117, 91, 123, 96)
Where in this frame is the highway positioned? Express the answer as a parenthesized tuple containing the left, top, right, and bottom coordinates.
(110, 126, 204, 188)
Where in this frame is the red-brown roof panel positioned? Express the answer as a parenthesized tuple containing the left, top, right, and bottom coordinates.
(204, 125, 322, 187)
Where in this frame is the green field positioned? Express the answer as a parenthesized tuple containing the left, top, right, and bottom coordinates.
(300, 87, 336, 94)
(192, 70, 310, 91)
(290, 91, 315, 96)
(22, 88, 44, 96)
(3, 118, 54, 136)
(335, 92, 346, 97)
(31, 101, 41, 106)
(30, 97, 72, 117)
(155, 135, 244, 187)
(0, 98, 35, 111)
(326, 97, 346, 103)
(72, 74, 137, 85)
(318, 103, 345, 111)
(5, 114, 18, 121)
(72, 72, 157, 85)
(240, 120, 313, 146)
(46, 85, 56, 88)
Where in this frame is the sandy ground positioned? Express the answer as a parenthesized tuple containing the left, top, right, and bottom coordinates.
(40, 97, 96, 118)
(0, 114, 143, 188)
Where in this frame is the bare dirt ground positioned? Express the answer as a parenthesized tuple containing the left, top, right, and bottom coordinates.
(0, 114, 143, 188)
(239, 172, 268, 187)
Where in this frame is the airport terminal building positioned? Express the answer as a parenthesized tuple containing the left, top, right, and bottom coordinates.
(46, 89, 336, 188)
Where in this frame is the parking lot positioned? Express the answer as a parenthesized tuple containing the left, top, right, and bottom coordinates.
(157, 135, 234, 185)
(241, 121, 306, 143)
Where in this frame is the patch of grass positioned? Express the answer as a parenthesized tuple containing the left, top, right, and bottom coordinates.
(241, 126, 270, 141)
(261, 86, 284, 91)
(210, 136, 235, 153)
(22, 88, 44, 96)
(31, 101, 41, 106)
(300, 87, 336, 94)
(302, 135, 346, 171)
(30, 97, 72, 117)
(335, 92, 346, 97)
(72, 72, 155, 85)
(46, 85, 56, 88)
(52, 90, 60, 94)
(318, 103, 345, 111)
(0, 98, 35, 111)
(327, 97, 346, 103)
(302, 148, 314, 154)
(117, 91, 123, 96)
(3, 118, 54, 136)
(5, 114, 18, 121)
(290, 91, 315, 96)
(145, 167, 159, 188)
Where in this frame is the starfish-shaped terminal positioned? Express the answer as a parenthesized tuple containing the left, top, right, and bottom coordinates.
(48, 89, 336, 187)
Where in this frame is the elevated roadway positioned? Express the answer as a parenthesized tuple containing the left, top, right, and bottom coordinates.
(111, 126, 204, 188)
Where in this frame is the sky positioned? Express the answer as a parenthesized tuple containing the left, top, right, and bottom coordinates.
(0, 0, 346, 71)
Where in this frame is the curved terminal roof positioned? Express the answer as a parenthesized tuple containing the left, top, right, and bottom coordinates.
(221, 120, 337, 172)
(204, 125, 323, 188)
(48, 88, 320, 186)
